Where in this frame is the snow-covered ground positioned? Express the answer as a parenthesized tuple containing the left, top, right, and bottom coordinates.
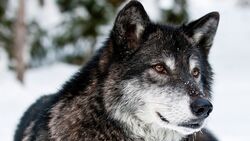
(0, 63, 79, 141)
(1, 0, 250, 140)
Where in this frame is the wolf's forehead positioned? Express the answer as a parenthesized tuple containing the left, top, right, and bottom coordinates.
(154, 28, 192, 51)
(162, 54, 200, 71)
(163, 56, 176, 71)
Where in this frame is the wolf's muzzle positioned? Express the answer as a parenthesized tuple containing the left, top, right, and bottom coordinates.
(190, 98, 213, 118)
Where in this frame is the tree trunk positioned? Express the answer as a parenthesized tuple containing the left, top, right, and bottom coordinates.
(13, 0, 26, 83)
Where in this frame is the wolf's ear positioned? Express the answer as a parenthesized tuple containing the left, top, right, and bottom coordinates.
(183, 12, 220, 55)
(111, 0, 150, 55)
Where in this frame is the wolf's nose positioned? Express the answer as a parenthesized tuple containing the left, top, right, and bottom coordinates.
(191, 98, 213, 118)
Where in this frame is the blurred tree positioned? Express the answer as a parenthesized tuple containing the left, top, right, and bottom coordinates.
(39, 0, 45, 7)
(0, 0, 7, 19)
(27, 1, 51, 68)
(1, 0, 49, 81)
(238, 0, 250, 7)
(54, 0, 124, 64)
(13, 0, 26, 83)
(0, 0, 14, 59)
(28, 21, 49, 67)
(161, 0, 189, 24)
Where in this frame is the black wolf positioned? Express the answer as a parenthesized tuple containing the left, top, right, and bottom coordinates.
(14, 1, 219, 141)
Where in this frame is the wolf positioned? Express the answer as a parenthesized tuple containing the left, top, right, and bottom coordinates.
(14, 1, 220, 141)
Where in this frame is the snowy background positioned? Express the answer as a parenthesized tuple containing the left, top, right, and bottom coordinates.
(1, 0, 250, 140)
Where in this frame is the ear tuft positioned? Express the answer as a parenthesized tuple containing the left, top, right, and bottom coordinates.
(112, 0, 150, 51)
(183, 12, 220, 55)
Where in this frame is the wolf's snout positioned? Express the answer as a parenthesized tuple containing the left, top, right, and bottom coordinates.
(190, 98, 213, 118)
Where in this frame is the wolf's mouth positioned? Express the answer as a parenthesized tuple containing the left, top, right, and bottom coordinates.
(156, 112, 169, 123)
(179, 123, 201, 129)
(178, 120, 204, 129)
(156, 112, 203, 129)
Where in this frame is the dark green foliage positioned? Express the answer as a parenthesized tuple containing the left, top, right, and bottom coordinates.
(28, 21, 48, 67)
(54, 0, 124, 64)
(107, 0, 125, 7)
(57, 0, 109, 37)
(0, 0, 8, 19)
(161, 0, 189, 24)
(63, 54, 86, 65)
(0, 18, 14, 59)
(0, 0, 14, 60)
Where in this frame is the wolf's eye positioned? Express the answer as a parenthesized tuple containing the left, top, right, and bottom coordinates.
(192, 67, 200, 78)
(153, 64, 167, 74)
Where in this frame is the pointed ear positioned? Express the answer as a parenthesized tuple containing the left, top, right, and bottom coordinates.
(111, 0, 150, 55)
(183, 12, 220, 55)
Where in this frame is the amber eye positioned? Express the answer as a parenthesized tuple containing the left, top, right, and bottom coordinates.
(192, 67, 200, 78)
(153, 64, 167, 74)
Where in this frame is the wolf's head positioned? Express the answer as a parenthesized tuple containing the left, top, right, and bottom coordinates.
(104, 0, 219, 137)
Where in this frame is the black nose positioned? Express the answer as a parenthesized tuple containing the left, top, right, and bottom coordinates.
(191, 98, 213, 118)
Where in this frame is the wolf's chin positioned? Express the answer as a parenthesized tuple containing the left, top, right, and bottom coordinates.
(156, 114, 204, 135)
(155, 112, 205, 135)
(174, 125, 203, 135)
(160, 123, 203, 135)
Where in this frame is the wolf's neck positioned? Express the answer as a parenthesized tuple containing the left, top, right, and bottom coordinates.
(112, 111, 185, 141)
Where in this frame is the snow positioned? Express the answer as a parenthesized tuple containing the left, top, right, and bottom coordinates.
(0, 63, 79, 141)
(0, 48, 8, 74)
(1, 0, 250, 140)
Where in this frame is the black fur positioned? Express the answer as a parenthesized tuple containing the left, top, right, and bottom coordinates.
(14, 1, 219, 141)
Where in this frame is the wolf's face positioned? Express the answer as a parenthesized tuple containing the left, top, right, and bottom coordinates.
(106, 1, 219, 136)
